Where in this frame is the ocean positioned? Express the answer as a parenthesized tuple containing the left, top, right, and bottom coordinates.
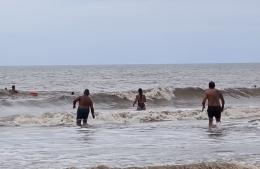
(0, 64, 260, 169)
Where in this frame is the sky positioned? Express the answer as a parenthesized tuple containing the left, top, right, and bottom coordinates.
(0, 0, 260, 65)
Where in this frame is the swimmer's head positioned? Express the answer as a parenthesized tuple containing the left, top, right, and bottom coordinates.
(84, 89, 90, 96)
(138, 88, 143, 95)
(209, 81, 215, 89)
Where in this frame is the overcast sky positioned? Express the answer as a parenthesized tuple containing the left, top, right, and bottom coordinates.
(0, 0, 259, 65)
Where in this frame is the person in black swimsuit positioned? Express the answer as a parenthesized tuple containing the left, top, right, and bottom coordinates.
(133, 88, 146, 110)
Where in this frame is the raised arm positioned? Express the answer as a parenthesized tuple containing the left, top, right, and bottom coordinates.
(73, 97, 80, 108)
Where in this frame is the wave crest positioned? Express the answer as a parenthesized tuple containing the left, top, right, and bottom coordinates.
(87, 162, 257, 169)
(0, 112, 75, 127)
(1, 87, 260, 108)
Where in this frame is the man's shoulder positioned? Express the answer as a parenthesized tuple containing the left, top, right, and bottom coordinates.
(79, 95, 88, 100)
(215, 89, 223, 95)
(207, 89, 222, 95)
(205, 89, 218, 94)
(86, 96, 93, 101)
(212, 89, 221, 93)
(204, 89, 210, 93)
(82, 95, 92, 99)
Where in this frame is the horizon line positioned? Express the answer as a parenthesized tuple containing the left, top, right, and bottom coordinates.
(0, 62, 259, 67)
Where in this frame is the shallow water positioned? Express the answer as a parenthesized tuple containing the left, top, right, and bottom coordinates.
(1, 119, 260, 169)
(1, 64, 260, 168)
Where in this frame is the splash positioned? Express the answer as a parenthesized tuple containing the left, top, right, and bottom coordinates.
(1, 107, 260, 127)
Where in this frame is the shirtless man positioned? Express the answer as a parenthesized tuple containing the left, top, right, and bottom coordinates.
(73, 89, 95, 127)
(202, 81, 225, 128)
(133, 88, 147, 110)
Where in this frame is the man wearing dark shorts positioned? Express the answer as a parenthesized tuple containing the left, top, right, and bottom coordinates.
(73, 89, 95, 127)
(202, 81, 225, 128)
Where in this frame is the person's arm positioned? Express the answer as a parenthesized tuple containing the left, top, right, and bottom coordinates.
(133, 95, 138, 107)
(90, 99, 95, 119)
(73, 97, 80, 109)
(219, 91, 225, 112)
(202, 93, 207, 111)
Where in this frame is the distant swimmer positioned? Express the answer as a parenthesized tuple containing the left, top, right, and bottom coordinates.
(73, 89, 95, 127)
(9, 85, 18, 94)
(133, 88, 147, 111)
(202, 81, 225, 128)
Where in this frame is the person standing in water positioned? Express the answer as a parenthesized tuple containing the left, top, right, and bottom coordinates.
(9, 85, 18, 94)
(133, 88, 147, 110)
(73, 89, 95, 127)
(202, 81, 225, 128)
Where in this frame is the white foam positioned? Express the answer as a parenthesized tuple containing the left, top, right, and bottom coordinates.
(1, 107, 260, 127)
(91, 162, 258, 169)
(0, 112, 75, 127)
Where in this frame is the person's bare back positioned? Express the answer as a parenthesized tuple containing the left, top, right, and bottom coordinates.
(133, 88, 146, 110)
(73, 89, 95, 126)
(77, 95, 93, 108)
(135, 94, 146, 104)
(204, 89, 223, 107)
(202, 81, 225, 128)
(73, 94, 94, 115)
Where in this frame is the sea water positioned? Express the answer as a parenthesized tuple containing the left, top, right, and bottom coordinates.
(0, 64, 260, 169)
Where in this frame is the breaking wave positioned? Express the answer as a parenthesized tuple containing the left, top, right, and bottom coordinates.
(1, 107, 260, 127)
(71, 162, 259, 169)
(0, 87, 260, 109)
(0, 112, 75, 127)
